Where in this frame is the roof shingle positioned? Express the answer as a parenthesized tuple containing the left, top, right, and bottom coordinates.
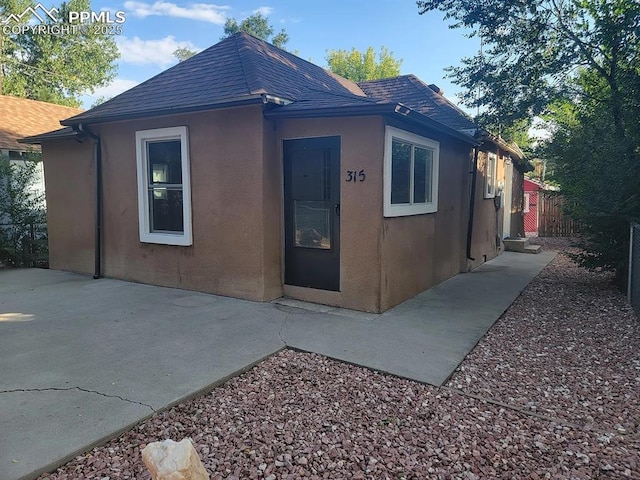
(59, 33, 478, 143)
(64, 32, 366, 126)
(0, 96, 83, 151)
(358, 75, 477, 131)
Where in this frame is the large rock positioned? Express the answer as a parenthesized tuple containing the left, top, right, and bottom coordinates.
(142, 438, 209, 480)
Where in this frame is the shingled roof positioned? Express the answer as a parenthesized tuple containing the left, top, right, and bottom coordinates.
(0, 96, 82, 151)
(58, 32, 479, 145)
(358, 75, 477, 132)
(63, 32, 368, 126)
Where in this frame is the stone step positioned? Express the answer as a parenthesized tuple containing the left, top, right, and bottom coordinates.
(524, 244, 542, 254)
(503, 238, 530, 253)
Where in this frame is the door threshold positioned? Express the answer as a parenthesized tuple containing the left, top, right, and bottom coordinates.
(271, 297, 380, 321)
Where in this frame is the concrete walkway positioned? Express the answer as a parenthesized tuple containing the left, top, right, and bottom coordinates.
(0, 251, 554, 480)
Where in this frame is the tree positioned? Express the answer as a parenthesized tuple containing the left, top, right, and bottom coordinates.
(325, 47, 402, 81)
(417, 1, 639, 129)
(1, 0, 119, 107)
(543, 67, 640, 285)
(173, 47, 196, 62)
(417, 0, 640, 286)
(221, 13, 289, 49)
(0, 154, 47, 267)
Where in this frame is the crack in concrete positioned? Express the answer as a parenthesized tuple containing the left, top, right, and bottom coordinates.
(278, 312, 290, 347)
(0, 387, 156, 413)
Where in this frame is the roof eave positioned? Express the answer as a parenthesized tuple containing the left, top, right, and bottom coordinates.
(265, 103, 480, 145)
(61, 95, 266, 126)
(19, 127, 78, 145)
(399, 109, 480, 145)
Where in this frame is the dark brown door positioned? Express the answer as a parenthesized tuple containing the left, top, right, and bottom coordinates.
(284, 136, 340, 291)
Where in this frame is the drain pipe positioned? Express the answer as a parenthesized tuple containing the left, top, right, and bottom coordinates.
(466, 146, 480, 261)
(76, 124, 102, 279)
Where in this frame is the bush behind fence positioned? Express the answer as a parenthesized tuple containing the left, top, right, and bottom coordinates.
(0, 222, 48, 267)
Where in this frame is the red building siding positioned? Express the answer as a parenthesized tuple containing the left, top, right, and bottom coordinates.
(524, 178, 541, 235)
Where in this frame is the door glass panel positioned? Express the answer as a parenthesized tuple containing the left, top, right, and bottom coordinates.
(291, 150, 328, 200)
(391, 140, 411, 204)
(294, 200, 331, 249)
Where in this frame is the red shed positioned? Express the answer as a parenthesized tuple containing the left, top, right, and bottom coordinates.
(524, 178, 542, 236)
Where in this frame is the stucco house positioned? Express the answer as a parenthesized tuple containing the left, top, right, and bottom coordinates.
(23, 33, 530, 313)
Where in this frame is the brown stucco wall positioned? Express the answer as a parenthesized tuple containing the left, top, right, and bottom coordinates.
(469, 144, 530, 268)
(39, 106, 283, 301)
(93, 106, 277, 301)
(379, 125, 471, 311)
(41, 138, 95, 275)
(41, 107, 497, 313)
(274, 116, 385, 312)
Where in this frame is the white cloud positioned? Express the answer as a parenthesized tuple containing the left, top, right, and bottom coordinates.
(123, 1, 230, 24)
(116, 35, 200, 68)
(252, 6, 273, 16)
(92, 78, 140, 99)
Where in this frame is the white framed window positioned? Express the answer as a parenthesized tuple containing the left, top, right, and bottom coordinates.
(135, 126, 193, 246)
(484, 152, 497, 198)
(524, 192, 530, 213)
(384, 126, 439, 217)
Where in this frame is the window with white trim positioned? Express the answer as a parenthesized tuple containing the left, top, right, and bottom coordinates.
(135, 126, 193, 246)
(524, 192, 530, 213)
(384, 126, 439, 217)
(484, 152, 497, 198)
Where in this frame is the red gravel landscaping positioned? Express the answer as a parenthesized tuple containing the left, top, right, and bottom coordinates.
(39, 243, 639, 479)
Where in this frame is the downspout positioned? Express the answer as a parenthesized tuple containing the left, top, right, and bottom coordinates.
(75, 124, 102, 279)
(466, 146, 480, 261)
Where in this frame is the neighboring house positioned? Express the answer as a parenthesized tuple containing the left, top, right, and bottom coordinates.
(0, 95, 83, 204)
(22, 33, 530, 313)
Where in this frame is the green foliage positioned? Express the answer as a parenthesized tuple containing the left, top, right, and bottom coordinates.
(0, 0, 119, 107)
(90, 95, 109, 108)
(173, 47, 196, 62)
(417, 0, 640, 127)
(0, 155, 47, 267)
(221, 13, 289, 49)
(418, 0, 640, 286)
(543, 67, 640, 286)
(325, 46, 402, 82)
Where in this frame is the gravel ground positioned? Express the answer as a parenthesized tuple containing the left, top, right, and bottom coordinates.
(39, 243, 639, 480)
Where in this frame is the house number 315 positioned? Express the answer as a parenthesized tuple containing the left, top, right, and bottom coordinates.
(346, 170, 366, 182)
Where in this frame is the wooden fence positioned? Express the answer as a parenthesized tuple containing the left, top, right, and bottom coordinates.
(538, 191, 581, 237)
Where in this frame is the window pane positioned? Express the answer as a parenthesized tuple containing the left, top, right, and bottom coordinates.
(294, 201, 331, 249)
(487, 154, 496, 195)
(413, 147, 433, 204)
(391, 140, 411, 204)
(149, 188, 184, 232)
(147, 140, 182, 185)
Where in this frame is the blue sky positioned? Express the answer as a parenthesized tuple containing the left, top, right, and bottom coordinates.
(83, 0, 480, 110)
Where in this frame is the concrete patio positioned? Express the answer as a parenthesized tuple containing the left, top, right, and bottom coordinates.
(0, 250, 555, 480)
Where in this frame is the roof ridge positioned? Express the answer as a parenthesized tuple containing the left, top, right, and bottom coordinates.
(234, 33, 256, 94)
